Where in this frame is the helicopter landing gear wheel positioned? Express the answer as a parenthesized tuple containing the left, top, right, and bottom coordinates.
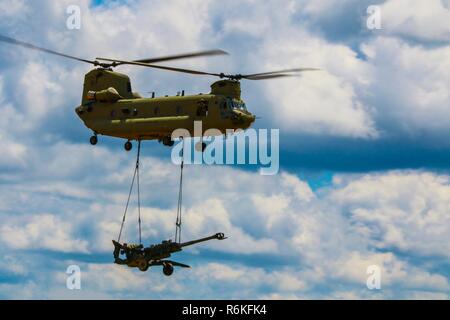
(124, 141, 132, 151)
(162, 263, 174, 276)
(195, 141, 207, 152)
(89, 135, 98, 146)
(162, 136, 174, 147)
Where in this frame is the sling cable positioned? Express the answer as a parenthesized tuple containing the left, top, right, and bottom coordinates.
(112, 138, 226, 275)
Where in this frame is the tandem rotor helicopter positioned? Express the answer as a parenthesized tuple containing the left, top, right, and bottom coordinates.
(0, 35, 318, 151)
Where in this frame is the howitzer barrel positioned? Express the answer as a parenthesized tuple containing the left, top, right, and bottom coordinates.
(180, 233, 226, 248)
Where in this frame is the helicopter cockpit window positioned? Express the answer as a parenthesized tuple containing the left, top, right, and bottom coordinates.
(236, 101, 247, 111)
(127, 82, 132, 93)
(227, 98, 247, 111)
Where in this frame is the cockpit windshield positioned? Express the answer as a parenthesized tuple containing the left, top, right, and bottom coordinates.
(227, 98, 247, 111)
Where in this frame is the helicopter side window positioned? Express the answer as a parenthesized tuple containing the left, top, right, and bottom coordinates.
(197, 105, 208, 117)
(127, 82, 132, 93)
(196, 100, 208, 117)
(219, 100, 228, 118)
(226, 98, 234, 110)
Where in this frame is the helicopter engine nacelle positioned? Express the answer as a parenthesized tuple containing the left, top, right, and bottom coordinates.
(82, 69, 134, 105)
(87, 87, 123, 103)
(210, 80, 241, 100)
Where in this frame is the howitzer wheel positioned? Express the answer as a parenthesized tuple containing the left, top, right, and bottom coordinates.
(138, 259, 149, 272)
(163, 263, 174, 276)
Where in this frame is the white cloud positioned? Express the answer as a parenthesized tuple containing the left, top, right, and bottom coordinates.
(264, 71, 378, 138)
(211, 1, 378, 138)
(381, 0, 450, 42)
(0, 255, 28, 276)
(0, 0, 27, 18)
(331, 171, 450, 258)
(0, 132, 26, 167)
(406, 290, 449, 300)
(0, 214, 89, 253)
(280, 172, 315, 201)
(360, 37, 450, 137)
(0, 76, 27, 167)
(211, 0, 450, 140)
(331, 251, 449, 291)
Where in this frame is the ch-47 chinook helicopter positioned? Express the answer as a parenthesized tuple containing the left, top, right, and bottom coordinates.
(0, 35, 318, 151)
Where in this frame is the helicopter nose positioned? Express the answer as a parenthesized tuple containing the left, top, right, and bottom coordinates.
(232, 110, 255, 127)
(242, 113, 256, 126)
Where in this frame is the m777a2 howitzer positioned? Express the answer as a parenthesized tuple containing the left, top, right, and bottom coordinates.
(112, 233, 227, 276)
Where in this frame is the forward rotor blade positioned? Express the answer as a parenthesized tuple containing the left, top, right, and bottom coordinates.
(128, 49, 228, 65)
(0, 35, 98, 65)
(243, 68, 320, 78)
(245, 74, 301, 80)
(96, 57, 223, 77)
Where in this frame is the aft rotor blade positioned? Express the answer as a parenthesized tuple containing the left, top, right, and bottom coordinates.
(96, 57, 223, 76)
(243, 68, 320, 78)
(0, 35, 98, 65)
(127, 49, 228, 65)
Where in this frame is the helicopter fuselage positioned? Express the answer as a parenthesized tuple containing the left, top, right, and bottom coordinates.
(74, 69, 256, 144)
(75, 93, 255, 141)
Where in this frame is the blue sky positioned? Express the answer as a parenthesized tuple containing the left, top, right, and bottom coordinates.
(0, 0, 449, 299)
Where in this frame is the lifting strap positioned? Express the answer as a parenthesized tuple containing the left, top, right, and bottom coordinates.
(175, 138, 185, 243)
(117, 140, 142, 244)
(137, 140, 142, 245)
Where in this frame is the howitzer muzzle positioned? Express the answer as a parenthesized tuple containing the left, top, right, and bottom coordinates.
(180, 232, 227, 247)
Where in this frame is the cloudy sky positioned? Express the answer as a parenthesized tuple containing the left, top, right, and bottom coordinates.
(0, 0, 449, 299)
